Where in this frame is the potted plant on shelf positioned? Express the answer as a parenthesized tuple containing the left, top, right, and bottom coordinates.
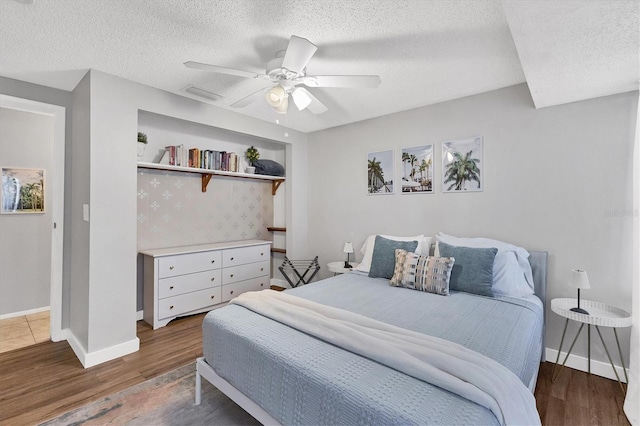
(245, 146, 260, 174)
(137, 132, 148, 161)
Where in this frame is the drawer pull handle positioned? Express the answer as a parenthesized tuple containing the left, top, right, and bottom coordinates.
(260, 268, 264, 271)
(169, 286, 174, 290)
(211, 277, 215, 282)
(211, 260, 215, 264)
(230, 274, 234, 278)
(169, 305, 174, 310)
(231, 257, 234, 261)
(211, 295, 215, 299)
(230, 291, 234, 295)
(260, 283, 264, 287)
(169, 266, 175, 270)
(261, 253, 264, 256)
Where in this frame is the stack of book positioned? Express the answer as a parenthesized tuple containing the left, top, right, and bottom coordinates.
(159, 145, 240, 172)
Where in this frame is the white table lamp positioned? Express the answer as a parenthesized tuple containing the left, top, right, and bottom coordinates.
(343, 242, 354, 268)
(569, 269, 590, 314)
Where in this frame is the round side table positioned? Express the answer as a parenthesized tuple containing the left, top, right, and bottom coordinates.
(551, 298, 631, 394)
(327, 261, 360, 275)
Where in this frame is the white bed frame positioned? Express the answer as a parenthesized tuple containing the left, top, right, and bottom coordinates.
(195, 250, 548, 425)
(195, 356, 281, 425)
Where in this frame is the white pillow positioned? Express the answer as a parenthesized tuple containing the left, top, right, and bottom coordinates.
(356, 234, 432, 273)
(435, 232, 534, 297)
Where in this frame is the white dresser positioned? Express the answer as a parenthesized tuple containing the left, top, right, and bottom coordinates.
(141, 240, 271, 329)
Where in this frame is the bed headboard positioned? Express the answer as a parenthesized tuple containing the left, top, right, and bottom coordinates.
(528, 250, 548, 361)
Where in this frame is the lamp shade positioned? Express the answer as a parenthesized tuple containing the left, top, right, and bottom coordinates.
(273, 95, 288, 114)
(291, 87, 312, 111)
(569, 269, 590, 289)
(343, 242, 354, 254)
(266, 85, 286, 107)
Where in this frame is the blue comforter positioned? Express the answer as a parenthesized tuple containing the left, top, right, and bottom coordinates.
(203, 274, 543, 425)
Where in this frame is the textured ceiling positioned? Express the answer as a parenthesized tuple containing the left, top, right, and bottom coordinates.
(0, 0, 637, 133)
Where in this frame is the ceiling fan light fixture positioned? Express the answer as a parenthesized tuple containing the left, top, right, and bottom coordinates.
(266, 85, 286, 107)
(273, 96, 289, 114)
(291, 88, 312, 111)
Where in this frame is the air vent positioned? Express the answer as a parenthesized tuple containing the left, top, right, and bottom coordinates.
(183, 85, 224, 102)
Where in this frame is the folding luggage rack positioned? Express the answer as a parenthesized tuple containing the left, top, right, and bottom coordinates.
(278, 256, 320, 288)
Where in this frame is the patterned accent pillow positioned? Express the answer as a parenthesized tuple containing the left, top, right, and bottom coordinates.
(389, 249, 455, 296)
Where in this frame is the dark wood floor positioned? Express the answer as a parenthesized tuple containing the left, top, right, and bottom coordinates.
(0, 313, 631, 426)
(535, 362, 629, 425)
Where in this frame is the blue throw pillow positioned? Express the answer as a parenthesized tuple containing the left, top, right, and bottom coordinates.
(368, 236, 419, 279)
(437, 242, 497, 297)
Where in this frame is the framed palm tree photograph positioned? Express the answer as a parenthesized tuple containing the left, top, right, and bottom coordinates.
(1, 167, 45, 214)
(401, 145, 434, 194)
(442, 136, 483, 193)
(367, 150, 394, 195)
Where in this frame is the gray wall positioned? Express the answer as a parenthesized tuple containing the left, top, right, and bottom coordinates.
(2, 70, 309, 364)
(72, 69, 308, 359)
(0, 107, 53, 315)
(0, 76, 72, 328)
(69, 72, 91, 349)
(307, 84, 638, 366)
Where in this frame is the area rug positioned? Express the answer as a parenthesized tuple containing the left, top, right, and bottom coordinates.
(40, 362, 260, 425)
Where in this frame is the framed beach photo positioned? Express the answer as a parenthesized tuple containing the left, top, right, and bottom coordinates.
(401, 145, 434, 194)
(442, 136, 483, 193)
(1, 167, 45, 214)
(367, 150, 394, 195)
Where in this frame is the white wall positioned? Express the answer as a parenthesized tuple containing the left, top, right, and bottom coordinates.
(0, 107, 53, 315)
(307, 84, 638, 367)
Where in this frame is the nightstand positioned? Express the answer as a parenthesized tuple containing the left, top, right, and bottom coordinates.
(327, 261, 360, 275)
(551, 298, 631, 394)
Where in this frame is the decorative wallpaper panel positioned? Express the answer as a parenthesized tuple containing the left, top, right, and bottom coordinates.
(137, 169, 273, 251)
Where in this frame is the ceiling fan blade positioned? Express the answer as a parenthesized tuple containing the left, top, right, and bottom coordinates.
(306, 75, 381, 89)
(184, 61, 266, 80)
(230, 87, 270, 108)
(281, 36, 318, 74)
(293, 87, 328, 114)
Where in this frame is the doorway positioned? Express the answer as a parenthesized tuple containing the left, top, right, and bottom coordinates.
(0, 95, 65, 345)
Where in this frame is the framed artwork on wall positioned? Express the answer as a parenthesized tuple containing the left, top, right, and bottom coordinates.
(442, 136, 483, 193)
(401, 145, 434, 194)
(1, 167, 45, 214)
(367, 150, 394, 195)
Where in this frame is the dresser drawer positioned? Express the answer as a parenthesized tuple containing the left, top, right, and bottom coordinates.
(158, 269, 221, 299)
(158, 250, 221, 278)
(221, 277, 269, 303)
(222, 244, 269, 267)
(222, 261, 269, 285)
(158, 287, 222, 319)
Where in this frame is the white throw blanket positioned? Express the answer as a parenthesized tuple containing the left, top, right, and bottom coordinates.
(230, 290, 541, 426)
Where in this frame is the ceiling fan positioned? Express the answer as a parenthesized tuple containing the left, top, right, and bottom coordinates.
(184, 35, 382, 115)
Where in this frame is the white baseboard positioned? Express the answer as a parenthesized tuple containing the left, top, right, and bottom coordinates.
(136, 310, 143, 321)
(0, 306, 50, 320)
(66, 330, 140, 369)
(545, 347, 629, 383)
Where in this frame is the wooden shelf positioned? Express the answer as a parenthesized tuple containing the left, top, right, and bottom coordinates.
(267, 227, 286, 232)
(137, 162, 285, 194)
(267, 227, 286, 254)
